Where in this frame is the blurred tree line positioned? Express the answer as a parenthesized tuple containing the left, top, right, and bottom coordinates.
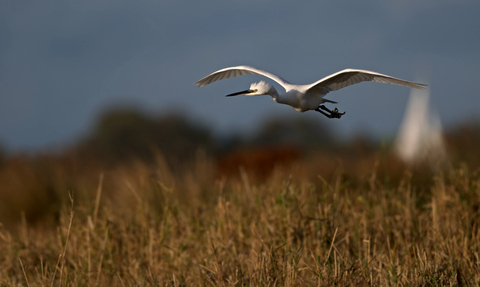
(1, 108, 480, 169)
(444, 119, 480, 167)
(0, 143, 4, 166)
(76, 110, 217, 166)
(71, 108, 480, 170)
(72, 107, 341, 167)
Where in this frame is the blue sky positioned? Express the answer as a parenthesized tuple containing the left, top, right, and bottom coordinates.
(1, 0, 479, 152)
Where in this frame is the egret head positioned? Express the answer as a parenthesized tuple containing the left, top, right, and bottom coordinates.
(226, 81, 277, 97)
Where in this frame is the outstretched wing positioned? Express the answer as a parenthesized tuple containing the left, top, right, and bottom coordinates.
(194, 65, 291, 89)
(306, 69, 427, 95)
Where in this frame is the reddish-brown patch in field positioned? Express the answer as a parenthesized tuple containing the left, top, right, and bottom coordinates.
(215, 145, 301, 181)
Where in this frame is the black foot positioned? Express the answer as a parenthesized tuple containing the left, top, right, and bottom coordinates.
(315, 105, 346, 119)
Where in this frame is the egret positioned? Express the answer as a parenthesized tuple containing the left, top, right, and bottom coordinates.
(194, 65, 427, 119)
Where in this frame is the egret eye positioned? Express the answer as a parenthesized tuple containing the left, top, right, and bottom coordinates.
(253, 89, 258, 92)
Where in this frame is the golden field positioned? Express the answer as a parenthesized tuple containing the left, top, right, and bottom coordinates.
(0, 111, 479, 286)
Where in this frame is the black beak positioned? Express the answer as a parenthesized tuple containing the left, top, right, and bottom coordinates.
(225, 89, 253, 97)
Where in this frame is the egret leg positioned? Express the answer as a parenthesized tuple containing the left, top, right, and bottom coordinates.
(315, 108, 331, 118)
(315, 105, 346, 119)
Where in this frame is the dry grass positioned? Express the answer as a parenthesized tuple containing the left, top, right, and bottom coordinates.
(0, 151, 479, 286)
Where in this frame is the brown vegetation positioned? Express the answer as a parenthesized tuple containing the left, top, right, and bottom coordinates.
(216, 145, 301, 182)
(0, 113, 479, 285)
(1, 149, 479, 285)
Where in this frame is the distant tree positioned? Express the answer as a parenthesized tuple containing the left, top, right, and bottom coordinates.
(444, 120, 480, 167)
(0, 141, 5, 166)
(80, 108, 217, 166)
(249, 116, 337, 149)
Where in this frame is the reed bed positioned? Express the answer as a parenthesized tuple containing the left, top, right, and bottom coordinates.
(0, 152, 479, 286)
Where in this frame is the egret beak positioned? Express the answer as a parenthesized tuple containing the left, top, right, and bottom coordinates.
(225, 89, 254, 97)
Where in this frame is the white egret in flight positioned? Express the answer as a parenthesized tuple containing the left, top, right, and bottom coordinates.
(194, 66, 427, 119)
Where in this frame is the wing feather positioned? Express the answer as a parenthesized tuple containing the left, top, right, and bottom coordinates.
(307, 69, 427, 95)
(194, 65, 290, 89)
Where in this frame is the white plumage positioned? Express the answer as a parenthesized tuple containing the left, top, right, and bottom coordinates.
(195, 65, 426, 119)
